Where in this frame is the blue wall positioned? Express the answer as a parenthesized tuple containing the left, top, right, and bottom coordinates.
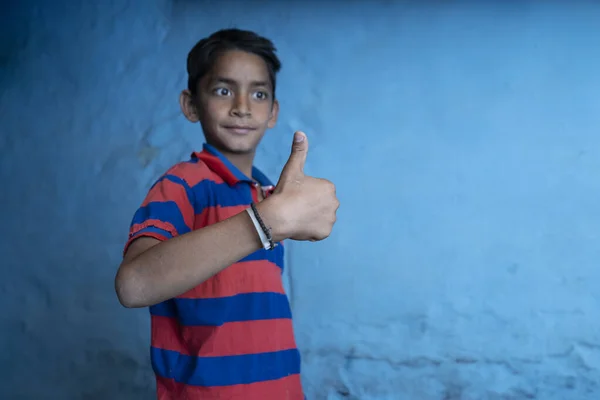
(2, 1, 600, 399)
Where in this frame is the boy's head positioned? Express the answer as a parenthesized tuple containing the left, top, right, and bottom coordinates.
(180, 29, 282, 157)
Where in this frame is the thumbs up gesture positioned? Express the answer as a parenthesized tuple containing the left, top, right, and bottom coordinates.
(260, 131, 339, 242)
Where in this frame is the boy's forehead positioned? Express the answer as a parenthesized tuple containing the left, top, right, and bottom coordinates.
(206, 50, 271, 85)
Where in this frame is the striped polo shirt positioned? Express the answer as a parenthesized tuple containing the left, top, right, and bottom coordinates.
(124, 143, 304, 399)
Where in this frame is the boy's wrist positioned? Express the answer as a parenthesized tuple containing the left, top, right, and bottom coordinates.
(254, 196, 289, 243)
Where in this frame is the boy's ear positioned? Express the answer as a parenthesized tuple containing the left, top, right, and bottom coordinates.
(180, 90, 200, 123)
(267, 99, 279, 129)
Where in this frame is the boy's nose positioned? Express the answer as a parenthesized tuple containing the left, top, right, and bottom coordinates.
(230, 97, 251, 117)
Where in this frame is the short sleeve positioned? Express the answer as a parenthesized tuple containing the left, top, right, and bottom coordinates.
(123, 171, 195, 256)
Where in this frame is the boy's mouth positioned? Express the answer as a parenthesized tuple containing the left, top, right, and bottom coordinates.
(222, 125, 257, 135)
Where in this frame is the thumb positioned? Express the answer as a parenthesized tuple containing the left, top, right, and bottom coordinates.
(280, 131, 308, 179)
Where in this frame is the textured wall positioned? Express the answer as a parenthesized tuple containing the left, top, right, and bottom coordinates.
(2, 1, 600, 399)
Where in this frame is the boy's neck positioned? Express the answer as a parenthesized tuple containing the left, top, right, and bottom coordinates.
(220, 149, 255, 180)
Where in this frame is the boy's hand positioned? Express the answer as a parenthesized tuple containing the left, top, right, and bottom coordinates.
(259, 131, 339, 242)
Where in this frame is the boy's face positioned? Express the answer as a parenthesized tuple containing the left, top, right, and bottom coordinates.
(181, 50, 279, 156)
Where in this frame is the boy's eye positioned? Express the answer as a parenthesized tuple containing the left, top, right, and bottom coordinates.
(253, 91, 268, 100)
(214, 87, 231, 96)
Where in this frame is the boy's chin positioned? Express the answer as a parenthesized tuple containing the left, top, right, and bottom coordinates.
(215, 140, 258, 155)
(228, 146, 256, 155)
(219, 136, 262, 155)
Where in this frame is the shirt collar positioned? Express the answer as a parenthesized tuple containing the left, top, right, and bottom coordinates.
(193, 143, 275, 188)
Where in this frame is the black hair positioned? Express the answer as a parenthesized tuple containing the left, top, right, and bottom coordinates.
(186, 28, 282, 98)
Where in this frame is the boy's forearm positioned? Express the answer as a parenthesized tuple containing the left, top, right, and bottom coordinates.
(116, 201, 283, 308)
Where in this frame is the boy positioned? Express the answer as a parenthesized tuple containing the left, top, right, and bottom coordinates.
(115, 28, 339, 399)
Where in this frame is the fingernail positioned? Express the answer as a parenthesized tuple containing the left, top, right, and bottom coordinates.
(294, 132, 305, 142)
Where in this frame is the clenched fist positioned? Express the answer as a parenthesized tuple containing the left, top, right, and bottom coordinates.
(258, 131, 340, 242)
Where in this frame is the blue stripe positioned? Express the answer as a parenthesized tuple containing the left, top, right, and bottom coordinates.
(151, 347, 301, 387)
(251, 166, 274, 187)
(239, 245, 285, 271)
(150, 174, 194, 200)
(149, 292, 292, 326)
(190, 179, 251, 213)
(132, 226, 173, 239)
(131, 201, 191, 235)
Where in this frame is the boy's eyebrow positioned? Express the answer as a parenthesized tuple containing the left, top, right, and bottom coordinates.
(249, 80, 270, 87)
(213, 77, 237, 85)
(212, 76, 270, 88)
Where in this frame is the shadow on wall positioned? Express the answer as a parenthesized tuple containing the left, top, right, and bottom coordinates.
(0, 2, 28, 89)
(0, 4, 156, 398)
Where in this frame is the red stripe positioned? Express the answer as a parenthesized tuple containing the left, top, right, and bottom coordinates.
(130, 219, 178, 237)
(179, 260, 284, 299)
(170, 161, 225, 186)
(152, 316, 298, 357)
(195, 204, 247, 228)
(123, 230, 170, 255)
(124, 219, 175, 255)
(197, 152, 239, 186)
(156, 372, 303, 400)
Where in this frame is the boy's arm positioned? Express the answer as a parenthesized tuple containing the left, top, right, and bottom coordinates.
(115, 131, 339, 308)
(115, 199, 284, 308)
